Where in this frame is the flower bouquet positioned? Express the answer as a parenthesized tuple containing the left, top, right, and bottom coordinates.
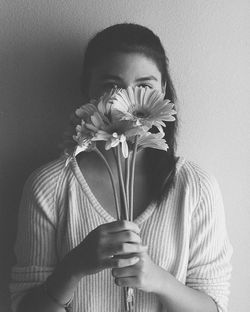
(70, 86, 176, 311)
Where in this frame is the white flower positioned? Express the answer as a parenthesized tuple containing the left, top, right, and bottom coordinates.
(111, 86, 176, 132)
(92, 132, 129, 158)
(135, 131, 169, 152)
(73, 120, 96, 153)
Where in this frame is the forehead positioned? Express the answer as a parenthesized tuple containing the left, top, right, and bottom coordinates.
(91, 52, 162, 80)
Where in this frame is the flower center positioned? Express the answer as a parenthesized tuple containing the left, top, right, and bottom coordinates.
(134, 109, 147, 118)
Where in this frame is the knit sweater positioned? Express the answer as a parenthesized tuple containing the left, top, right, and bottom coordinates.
(10, 156, 233, 312)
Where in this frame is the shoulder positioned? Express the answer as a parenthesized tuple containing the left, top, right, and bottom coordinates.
(23, 156, 70, 198)
(17, 157, 71, 225)
(175, 157, 222, 211)
(177, 157, 218, 187)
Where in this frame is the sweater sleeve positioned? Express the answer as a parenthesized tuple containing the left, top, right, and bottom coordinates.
(9, 165, 60, 311)
(185, 171, 233, 312)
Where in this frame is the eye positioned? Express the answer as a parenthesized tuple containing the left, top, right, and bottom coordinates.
(137, 83, 153, 88)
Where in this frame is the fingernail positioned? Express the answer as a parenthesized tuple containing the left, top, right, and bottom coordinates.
(133, 257, 140, 263)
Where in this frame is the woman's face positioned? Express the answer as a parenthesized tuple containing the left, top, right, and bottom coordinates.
(88, 52, 165, 99)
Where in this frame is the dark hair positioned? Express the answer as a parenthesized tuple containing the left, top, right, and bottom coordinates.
(72, 23, 178, 202)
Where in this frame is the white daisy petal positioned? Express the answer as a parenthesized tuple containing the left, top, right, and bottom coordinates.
(110, 137, 120, 148)
(137, 132, 169, 152)
(91, 113, 102, 128)
(85, 123, 99, 132)
(105, 140, 113, 150)
(121, 140, 129, 158)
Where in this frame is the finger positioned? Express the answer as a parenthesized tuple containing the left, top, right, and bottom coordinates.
(106, 256, 140, 268)
(112, 243, 147, 256)
(102, 242, 148, 259)
(114, 276, 140, 288)
(112, 264, 139, 278)
(99, 220, 140, 234)
(109, 230, 141, 244)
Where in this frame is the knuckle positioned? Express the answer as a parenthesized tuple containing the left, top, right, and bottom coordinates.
(126, 231, 133, 240)
(118, 243, 125, 253)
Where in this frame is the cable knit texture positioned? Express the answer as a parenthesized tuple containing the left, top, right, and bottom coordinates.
(10, 156, 233, 312)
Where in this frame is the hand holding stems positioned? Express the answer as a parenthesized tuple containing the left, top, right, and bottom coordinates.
(68, 219, 161, 294)
(112, 250, 162, 294)
(66, 220, 147, 279)
(67, 219, 163, 304)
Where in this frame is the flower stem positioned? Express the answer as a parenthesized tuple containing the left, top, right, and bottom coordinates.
(116, 144, 129, 220)
(93, 147, 121, 220)
(125, 152, 131, 209)
(126, 138, 139, 312)
(129, 135, 139, 221)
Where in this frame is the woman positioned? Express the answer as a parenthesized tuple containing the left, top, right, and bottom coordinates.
(10, 23, 233, 312)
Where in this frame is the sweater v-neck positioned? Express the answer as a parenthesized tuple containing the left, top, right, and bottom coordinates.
(70, 155, 185, 226)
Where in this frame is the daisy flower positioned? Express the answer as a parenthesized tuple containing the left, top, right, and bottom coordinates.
(73, 120, 96, 154)
(111, 86, 176, 132)
(129, 131, 169, 152)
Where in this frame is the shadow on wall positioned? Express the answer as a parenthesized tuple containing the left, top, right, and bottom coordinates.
(0, 32, 85, 311)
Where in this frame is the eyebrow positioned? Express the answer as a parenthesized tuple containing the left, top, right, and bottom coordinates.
(135, 76, 159, 82)
(99, 74, 159, 82)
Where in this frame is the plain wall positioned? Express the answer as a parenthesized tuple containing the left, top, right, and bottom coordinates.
(0, 1, 249, 311)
